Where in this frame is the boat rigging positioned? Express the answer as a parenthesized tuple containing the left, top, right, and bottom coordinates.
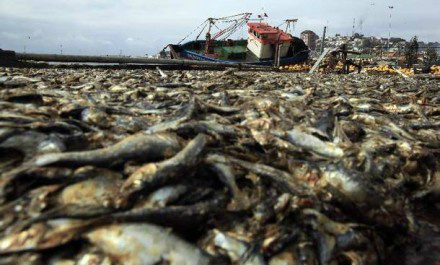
(277, 19, 299, 34)
(178, 13, 252, 45)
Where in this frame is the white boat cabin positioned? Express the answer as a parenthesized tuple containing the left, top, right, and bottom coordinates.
(247, 22, 293, 59)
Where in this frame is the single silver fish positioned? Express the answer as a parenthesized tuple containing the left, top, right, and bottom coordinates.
(34, 133, 182, 167)
(287, 128, 344, 158)
(86, 223, 213, 265)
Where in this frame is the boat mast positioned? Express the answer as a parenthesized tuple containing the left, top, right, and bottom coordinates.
(205, 18, 214, 54)
(284, 19, 298, 34)
(204, 14, 252, 55)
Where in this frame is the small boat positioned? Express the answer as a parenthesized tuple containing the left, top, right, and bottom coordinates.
(167, 13, 310, 66)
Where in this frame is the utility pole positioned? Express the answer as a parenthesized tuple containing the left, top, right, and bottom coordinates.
(60, 45, 63, 55)
(352, 18, 356, 37)
(326, 20, 329, 36)
(320, 26, 327, 54)
(388, 6, 394, 51)
(24, 36, 30, 54)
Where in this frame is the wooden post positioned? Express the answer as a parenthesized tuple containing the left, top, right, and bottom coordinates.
(274, 32, 284, 68)
(309, 48, 332, 73)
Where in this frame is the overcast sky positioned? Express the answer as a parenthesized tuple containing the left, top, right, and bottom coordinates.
(1, 0, 439, 56)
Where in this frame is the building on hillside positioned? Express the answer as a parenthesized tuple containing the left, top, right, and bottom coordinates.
(300, 30, 319, 51)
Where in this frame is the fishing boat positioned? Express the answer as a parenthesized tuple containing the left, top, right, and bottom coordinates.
(167, 13, 310, 66)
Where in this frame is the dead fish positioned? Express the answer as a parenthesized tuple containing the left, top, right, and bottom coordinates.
(253, 196, 280, 226)
(212, 91, 231, 106)
(56, 169, 123, 212)
(155, 82, 192, 88)
(120, 133, 207, 202)
(262, 225, 300, 259)
(146, 97, 197, 133)
(110, 195, 227, 229)
(24, 173, 124, 225)
(408, 122, 440, 131)
(199, 100, 241, 115)
(412, 170, 440, 202)
(1, 67, 440, 265)
(205, 158, 250, 210)
(86, 223, 213, 265)
(296, 241, 321, 265)
(34, 132, 182, 167)
(213, 230, 266, 265)
(268, 240, 320, 265)
(176, 121, 237, 138)
(113, 115, 151, 132)
(7, 169, 123, 229)
(287, 128, 344, 158)
(0, 111, 39, 125)
(80, 107, 110, 127)
(208, 154, 313, 197)
(311, 110, 335, 141)
(302, 209, 374, 265)
(319, 164, 381, 206)
(0, 253, 42, 265)
(0, 185, 62, 232)
(134, 184, 189, 209)
(0, 167, 76, 203)
(385, 121, 416, 142)
(352, 113, 416, 142)
(4, 93, 44, 106)
(339, 120, 365, 143)
(47, 249, 113, 265)
(0, 219, 93, 254)
(303, 209, 366, 242)
(269, 246, 298, 265)
(0, 128, 16, 143)
(0, 76, 36, 88)
(0, 131, 54, 160)
(353, 103, 386, 114)
(339, 251, 378, 265)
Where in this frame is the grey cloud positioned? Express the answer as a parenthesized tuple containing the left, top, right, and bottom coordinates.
(0, 0, 438, 56)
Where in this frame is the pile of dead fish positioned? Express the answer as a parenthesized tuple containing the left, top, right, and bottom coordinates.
(0, 67, 439, 265)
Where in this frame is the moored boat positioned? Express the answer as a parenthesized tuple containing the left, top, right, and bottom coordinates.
(167, 13, 310, 66)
